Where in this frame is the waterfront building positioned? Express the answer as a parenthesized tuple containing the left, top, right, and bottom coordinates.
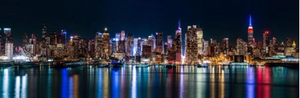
(95, 32, 102, 59)
(102, 28, 111, 59)
(5, 42, 13, 60)
(196, 28, 203, 55)
(185, 25, 199, 64)
(222, 38, 229, 55)
(126, 33, 134, 56)
(248, 15, 254, 47)
(155, 32, 163, 54)
(263, 31, 270, 50)
(236, 38, 247, 56)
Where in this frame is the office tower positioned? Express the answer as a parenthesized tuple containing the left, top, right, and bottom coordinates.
(155, 32, 163, 54)
(42, 24, 47, 38)
(5, 42, 13, 60)
(111, 38, 118, 53)
(23, 33, 28, 47)
(263, 31, 270, 50)
(196, 28, 203, 55)
(88, 39, 95, 58)
(78, 38, 88, 57)
(173, 20, 182, 64)
(50, 31, 57, 45)
(257, 41, 263, 49)
(120, 30, 125, 41)
(222, 38, 229, 54)
(4, 28, 12, 43)
(142, 44, 151, 59)
(95, 32, 102, 59)
(236, 38, 247, 56)
(286, 37, 292, 47)
(167, 35, 172, 48)
(248, 15, 254, 47)
(185, 25, 199, 63)
(147, 35, 154, 52)
(60, 30, 67, 46)
(126, 33, 134, 56)
(137, 37, 142, 56)
(102, 28, 111, 59)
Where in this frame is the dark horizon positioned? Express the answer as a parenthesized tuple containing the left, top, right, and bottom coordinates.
(0, 0, 298, 46)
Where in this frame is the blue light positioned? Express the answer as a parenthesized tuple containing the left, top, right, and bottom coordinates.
(249, 15, 252, 26)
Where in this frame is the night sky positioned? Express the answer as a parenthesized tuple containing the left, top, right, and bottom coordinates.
(0, 0, 298, 46)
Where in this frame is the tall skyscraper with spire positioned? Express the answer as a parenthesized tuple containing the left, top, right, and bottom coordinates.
(248, 15, 254, 47)
(174, 19, 182, 64)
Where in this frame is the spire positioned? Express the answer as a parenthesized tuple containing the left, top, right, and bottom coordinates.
(178, 19, 181, 29)
(249, 15, 252, 26)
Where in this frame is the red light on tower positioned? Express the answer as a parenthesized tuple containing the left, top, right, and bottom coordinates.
(264, 31, 269, 34)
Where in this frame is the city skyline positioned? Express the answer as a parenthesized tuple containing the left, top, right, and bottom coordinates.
(0, 0, 298, 46)
(0, 15, 298, 47)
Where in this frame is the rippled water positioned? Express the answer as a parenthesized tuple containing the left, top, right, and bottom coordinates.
(0, 65, 298, 98)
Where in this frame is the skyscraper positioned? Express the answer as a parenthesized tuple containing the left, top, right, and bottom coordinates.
(95, 32, 102, 59)
(126, 33, 134, 56)
(263, 31, 270, 50)
(102, 28, 111, 59)
(236, 38, 247, 56)
(222, 38, 229, 54)
(248, 15, 254, 47)
(185, 25, 199, 63)
(196, 28, 203, 55)
(155, 32, 163, 54)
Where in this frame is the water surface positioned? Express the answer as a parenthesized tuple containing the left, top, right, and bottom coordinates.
(0, 65, 298, 98)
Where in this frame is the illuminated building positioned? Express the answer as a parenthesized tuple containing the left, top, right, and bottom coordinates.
(155, 32, 163, 54)
(236, 38, 247, 56)
(126, 33, 134, 56)
(95, 32, 102, 59)
(137, 37, 142, 56)
(111, 38, 119, 53)
(5, 42, 13, 60)
(222, 38, 229, 54)
(185, 25, 199, 64)
(0, 33, 2, 55)
(247, 15, 254, 47)
(23, 33, 28, 47)
(42, 24, 47, 38)
(88, 39, 95, 58)
(4, 28, 12, 43)
(102, 28, 111, 59)
(120, 30, 125, 41)
(196, 28, 203, 55)
(142, 44, 151, 62)
(50, 31, 57, 45)
(286, 37, 292, 47)
(147, 35, 154, 52)
(167, 35, 172, 48)
(60, 30, 67, 46)
(172, 20, 182, 64)
(263, 31, 270, 50)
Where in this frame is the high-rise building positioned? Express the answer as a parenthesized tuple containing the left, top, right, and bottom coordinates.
(60, 30, 67, 46)
(120, 30, 125, 41)
(286, 37, 292, 47)
(50, 31, 57, 45)
(95, 32, 102, 59)
(222, 38, 229, 54)
(167, 35, 172, 48)
(196, 28, 203, 55)
(102, 28, 111, 59)
(263, 31, 270, 50)
(111, 38, 119, 53)
(185, 25, 199, 63)
(147, 35, 154, 52)
(88, 39, 95, 58)
(126, 33, 134, 56)
(155, 32, 163, 54)
(4, 28, 12, 43)
(236, 38, 247, 56)
(42, 24, 47, 38)
(23, 33, 28, 47)
(248, 15, 254, 47)
(5, 42, 13, 60)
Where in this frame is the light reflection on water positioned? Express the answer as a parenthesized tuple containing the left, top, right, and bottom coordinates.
(0, 65, 298, 98)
